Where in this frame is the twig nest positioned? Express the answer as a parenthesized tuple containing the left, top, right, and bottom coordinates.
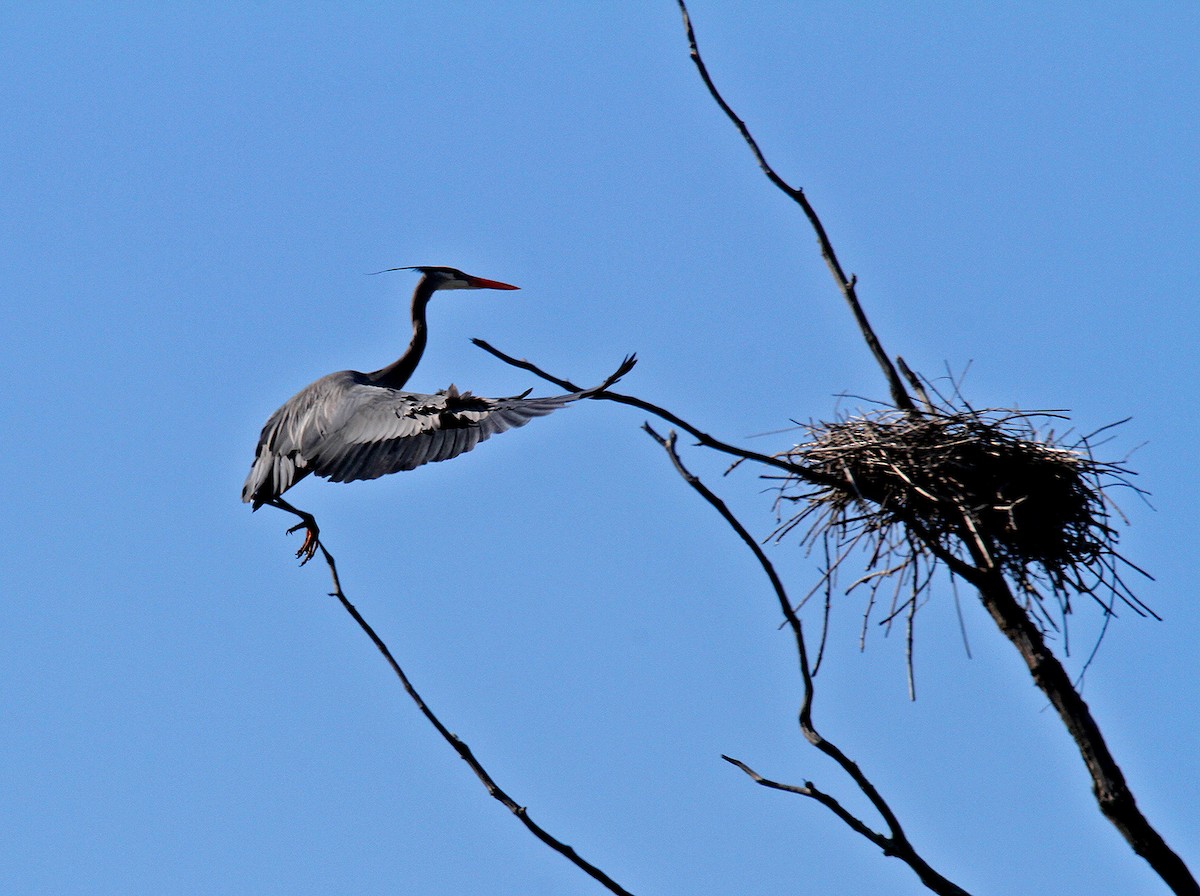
(777, 405, 1151, 631)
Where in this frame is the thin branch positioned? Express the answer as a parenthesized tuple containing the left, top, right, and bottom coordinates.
(674, 0, 914, 413)
(473, 338, 838, 488)
(644, 426, 971, 896)
(721, 755, 892, 851)
(308, 537, 636, 896)
(898, 357, 936, 414)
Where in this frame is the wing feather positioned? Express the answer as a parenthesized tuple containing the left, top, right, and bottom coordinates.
(306, 383, 587, 484)
(244, 354, 635, 505)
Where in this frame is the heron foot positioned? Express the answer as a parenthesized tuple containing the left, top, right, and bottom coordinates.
(286, 520, 320, 565)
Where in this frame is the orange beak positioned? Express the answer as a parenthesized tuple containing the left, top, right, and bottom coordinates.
(465, 275, 520, 290)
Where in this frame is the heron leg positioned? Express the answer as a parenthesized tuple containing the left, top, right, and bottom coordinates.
(267, 496, 321, 565)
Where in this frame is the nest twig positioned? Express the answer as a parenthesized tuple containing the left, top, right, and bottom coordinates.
(773, 398, 1155, 660)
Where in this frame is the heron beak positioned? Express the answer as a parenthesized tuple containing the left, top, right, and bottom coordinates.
(466, 276, 520, 291)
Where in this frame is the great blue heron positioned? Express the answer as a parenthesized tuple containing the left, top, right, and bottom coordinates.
(243, 265, 634, 563)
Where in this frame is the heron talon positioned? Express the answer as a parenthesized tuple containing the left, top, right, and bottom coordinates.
(295, 536, 319, 565)
(285, 521, 320, 565)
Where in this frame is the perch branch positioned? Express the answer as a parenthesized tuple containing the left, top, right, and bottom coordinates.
(307, 536, 636, 896)
(644, 425, 971, 896)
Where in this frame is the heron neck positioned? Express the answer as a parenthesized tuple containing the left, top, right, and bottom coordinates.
(368, 280, 433, 389)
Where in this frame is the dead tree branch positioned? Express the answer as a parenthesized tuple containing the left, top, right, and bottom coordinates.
(472, 337, 836, 488)
(671, 4, 1197, 892)
(674, 0, 914, 414)
(960, 556, 1198, 896)
(643, 425, 971, 896)
(307, 536, 636, 896)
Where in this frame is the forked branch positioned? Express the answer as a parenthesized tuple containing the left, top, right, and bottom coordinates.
(472, 338, 835, 488)
(672, 3, 1197, 892)
(644, 425, 971, 896)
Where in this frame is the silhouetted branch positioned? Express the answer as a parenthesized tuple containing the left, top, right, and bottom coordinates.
(959, 557, 1198, 896)
(673, 0, 914, 414)
(643, 425, 971, 896)
(308, 536, 636, 896)
(720, 755, 894, 852)
(473, 338, 837, 487)
(672, 4, 1197, 892)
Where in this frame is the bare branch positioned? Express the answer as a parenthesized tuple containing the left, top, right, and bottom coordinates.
(472, 338, 838, 488)
(964, 562, 1199, 896)
(721, 755, 892, 852)
(307, 536, 637, 896)
(668, 2, 1196, 891)
(643, 426, 971, 896)
(673, 0, 915, 413)
(898, 357, 936, 413)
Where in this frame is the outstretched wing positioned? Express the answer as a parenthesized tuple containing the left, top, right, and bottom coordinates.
(308, 381, 585, 484)
(243, 355, 635, 506)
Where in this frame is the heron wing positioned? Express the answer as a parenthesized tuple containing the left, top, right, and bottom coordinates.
(272, 371, 595, 491)
(243, 376, 575, 502)
(242, 371, 356, 505)
(303, 378, 586, 484)
(243, 355, 635, 505)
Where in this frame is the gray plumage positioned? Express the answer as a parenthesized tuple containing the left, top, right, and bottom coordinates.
(242, 373, 608, 507)
(242, 265, 634, 563)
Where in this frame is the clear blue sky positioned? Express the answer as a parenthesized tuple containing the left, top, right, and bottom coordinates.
(3, 3, 1197, 894)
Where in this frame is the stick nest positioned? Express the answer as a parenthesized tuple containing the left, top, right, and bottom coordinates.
(773, 403, 1152, 643)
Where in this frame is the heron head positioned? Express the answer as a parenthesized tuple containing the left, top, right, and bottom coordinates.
(370, 265, 520, 292)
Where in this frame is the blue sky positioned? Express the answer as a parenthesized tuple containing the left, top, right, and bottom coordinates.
(3, 3, 1198, 894)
